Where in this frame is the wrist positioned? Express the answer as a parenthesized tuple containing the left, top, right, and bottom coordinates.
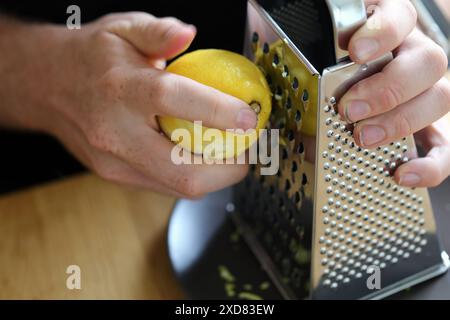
(0, 17, 72, 133)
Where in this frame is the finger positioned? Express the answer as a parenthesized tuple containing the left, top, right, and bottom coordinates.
(112, 126, 249, 198)
(353, 78, 450, 148)
(155, 137, 249, 198)
(91, 151, 184, 195)
(349, 0, 417, 63)
(122, 68, 257, 131)
(339, 29, 448, 122)
(106, 13, 196, 59)
(395, 124, 450, 188)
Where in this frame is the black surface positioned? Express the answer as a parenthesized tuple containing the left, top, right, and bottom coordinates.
(167, 188, 283, 300)
(0, 0, 248, 54)
(390, 179, 450, 299)
(258, 0, 337, 71)
(168, 178, 450, 300)
(0, 131, 85, 195)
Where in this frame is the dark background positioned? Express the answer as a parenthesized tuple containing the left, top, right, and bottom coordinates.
(0, 0, 247, 194)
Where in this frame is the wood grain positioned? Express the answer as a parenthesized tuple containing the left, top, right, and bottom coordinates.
(0, 174, 184, 299)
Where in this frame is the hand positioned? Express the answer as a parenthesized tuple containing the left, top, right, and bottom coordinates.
(0, 13, 258, 198)
(338, 0, 450, 188)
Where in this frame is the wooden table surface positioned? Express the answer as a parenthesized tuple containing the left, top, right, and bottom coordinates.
(0, 174, 184, 299)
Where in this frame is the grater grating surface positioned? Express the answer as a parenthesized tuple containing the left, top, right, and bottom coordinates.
(261, 0, 336, 71)
(233, 0, 449, 300)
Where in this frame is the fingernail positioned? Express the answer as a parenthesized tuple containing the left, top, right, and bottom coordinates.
(399, 173, 421, 187)
(353, 38, 379, 62)
(345, 101, 371, 122)
(359, 125, 386, 147)
(236, 109, 257, 130)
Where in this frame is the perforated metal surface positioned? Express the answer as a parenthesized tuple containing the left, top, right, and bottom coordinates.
(234, 0, 448, 300)
(313, 66, 444, 298)
(235, 24, 319, 298)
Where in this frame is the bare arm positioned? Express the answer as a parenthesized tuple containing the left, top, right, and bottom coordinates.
(0, 15, 62, 130)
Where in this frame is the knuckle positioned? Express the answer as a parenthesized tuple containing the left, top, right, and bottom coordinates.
(128, 12, 156, 22)
(151, 75, 175, 111)
(207, 91, 221, 125)
(102, 12, 155, 25)
(89, 148, 132, 186)
(131, 16, 159, 38)
(96, 164, 123, 184)
(421, 44, 448, 78)
(348, 80, 367, 100)
(393, 111, 413, 138)
(154, 17, 181, 41)
(99, 12, 129, 23)
(98, 67, 125, 101)
(403, 0, 418, 24)
(96, 165, 115, 181)
(434, 80, 450, 112)
(382, 19, 402, 44)
(379, 78, 404, 110)
(160, 16, 182, 25)
(86, 127, 107, 151)
(426, 165, 443, 188)
(98, 13, 122, 24)
(175, 173, 203, 198)
(86, 122, 115, 153)
(428, 177, 442, 188)
(91, 28, 111, 44)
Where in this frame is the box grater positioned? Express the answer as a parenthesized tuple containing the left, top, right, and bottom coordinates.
(232, 0, 450, 300)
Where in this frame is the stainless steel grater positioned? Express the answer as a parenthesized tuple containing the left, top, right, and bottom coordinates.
(233, 0, 450, 300)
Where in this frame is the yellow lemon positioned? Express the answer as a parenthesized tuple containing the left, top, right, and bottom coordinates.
(158, 49, 272, 159)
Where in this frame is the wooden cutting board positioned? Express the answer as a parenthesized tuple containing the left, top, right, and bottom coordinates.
(0, 174, 183, 299)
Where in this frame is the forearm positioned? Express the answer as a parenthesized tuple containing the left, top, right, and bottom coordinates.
(0, 15, 66, 132)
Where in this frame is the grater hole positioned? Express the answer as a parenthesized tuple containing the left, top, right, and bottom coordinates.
(297, 142, 304, 154)
(272, 54, 280, 67)
(288, 130, 295, 141)
(285, 179, 291, 191)
(275, 86, 283, 100)
(302, 89, 309, 102)
(292, 77, 299, 90)
(285, 97, 292, 110)
(295, 191, 301, 204)
(252, 32, 259, 43)
(282, 148, 288, 160)
(291, 161, 298, 173)
(295, 110, 302, 122)
(302, 174, 308, 186)
(282, 65, 289, 77)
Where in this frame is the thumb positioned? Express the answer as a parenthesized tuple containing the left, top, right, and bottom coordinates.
(106, 13, 196, 59)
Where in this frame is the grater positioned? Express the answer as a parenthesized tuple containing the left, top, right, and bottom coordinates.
(232, 0, 450, 300)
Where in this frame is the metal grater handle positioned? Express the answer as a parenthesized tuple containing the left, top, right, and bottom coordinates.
(325, 0, 367, 63)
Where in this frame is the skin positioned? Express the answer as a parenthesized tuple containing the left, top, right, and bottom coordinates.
(0, 0, 449, 199)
